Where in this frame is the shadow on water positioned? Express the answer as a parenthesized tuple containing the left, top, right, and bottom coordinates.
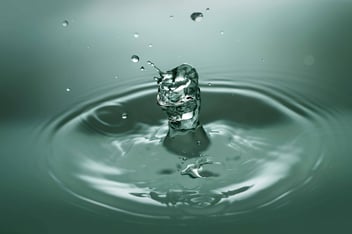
(202, 91, 290, 127)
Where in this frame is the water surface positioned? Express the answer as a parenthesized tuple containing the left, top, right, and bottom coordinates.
(1, 0, 352, 233)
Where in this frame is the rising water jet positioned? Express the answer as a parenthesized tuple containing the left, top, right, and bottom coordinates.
(153, 63, 210, 158)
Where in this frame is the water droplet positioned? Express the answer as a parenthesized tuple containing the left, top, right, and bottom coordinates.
(66, 88, 71, 92)
(196, 140, 201, 145)
(261, 58, 265, 63)
(133, 32, 139, 38)
(169, 15, 174, 19)
(131, 55, 139, 63)
(190, 12, 204, 22)
(147, 61, 162, 74)
(220, 30, 224, 35)
(148, 43, 153, 48)
(140, 66, 145, 71)
(208, 82, 212, 86)
(114, 75, 118, 79)
(121, 113, 128, 119)
(206, 8, 210, 11)
(62, 20, 69, 27)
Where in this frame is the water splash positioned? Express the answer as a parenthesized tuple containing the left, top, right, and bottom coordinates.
(43, 69, 332, 220)
(152, 63, 210, 156)
(155, 64, 201, 131)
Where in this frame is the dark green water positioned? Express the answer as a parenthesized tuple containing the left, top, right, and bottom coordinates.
(1, 0, 352, 233)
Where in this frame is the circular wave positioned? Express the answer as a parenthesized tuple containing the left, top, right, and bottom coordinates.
(42, 71, 333, 221)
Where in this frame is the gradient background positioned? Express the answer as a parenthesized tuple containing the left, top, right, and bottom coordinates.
(1, 0, 352, 233)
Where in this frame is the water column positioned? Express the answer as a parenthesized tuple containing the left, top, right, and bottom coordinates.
(155, 63, 210, 157)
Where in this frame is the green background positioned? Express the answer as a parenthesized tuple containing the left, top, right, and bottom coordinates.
(1, 0, 352, 233)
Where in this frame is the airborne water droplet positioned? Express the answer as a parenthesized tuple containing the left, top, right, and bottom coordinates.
(131, 55, 139, 63)
(140, 66, 145, 71)
(220, 30, 224, 35)
(169, 15, 174, 19)
(206, 8, 210, 11)
(133, 32, 139, 38)
(121, 113, 128, 119)
(208, 82, 212, 86)
(66, 88, 71, 92)
(148, 43, 153, 48)
(62, 20, 69, 27)
(190, 12, 204, 22)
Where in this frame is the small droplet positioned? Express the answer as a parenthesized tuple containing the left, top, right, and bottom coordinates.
(196, 140, 201, 145)
(121, 113, 128, 119)
(208, 82, 212, 86)
(131, 55, 139, 63)
(190, 12, 204, 22)
(66, 88, 71, 92)
(62, 20, 69, 27)
(206, 8, 210, 11)
(169, 15, 174, 19)
(133, 32, 139, 38)
(114, 75, 118, 79)
(261, 58, 265, 63)
(220, 30, 224, 35)
(148, 43, 153, 48)
(140, 66, 145, 71)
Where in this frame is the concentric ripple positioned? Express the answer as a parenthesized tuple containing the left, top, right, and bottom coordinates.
(43, 71, 333, 220)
